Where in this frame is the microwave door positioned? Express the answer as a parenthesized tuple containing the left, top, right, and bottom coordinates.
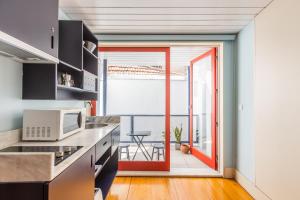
(63, 112, 82, 134)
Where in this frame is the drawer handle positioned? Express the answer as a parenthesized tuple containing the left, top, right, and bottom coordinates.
(103, 141, 107, 146)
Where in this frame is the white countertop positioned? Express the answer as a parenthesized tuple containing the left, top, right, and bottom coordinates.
(0, 123, 119, 182)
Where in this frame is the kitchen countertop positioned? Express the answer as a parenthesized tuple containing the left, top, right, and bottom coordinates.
(0, 122, 119, 182)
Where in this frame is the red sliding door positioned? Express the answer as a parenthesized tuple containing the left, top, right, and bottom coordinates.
(189, 48, 218, 170)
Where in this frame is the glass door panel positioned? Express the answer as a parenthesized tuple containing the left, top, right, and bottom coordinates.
(189, 48, 217, 170)
(99, 47, 170, 171)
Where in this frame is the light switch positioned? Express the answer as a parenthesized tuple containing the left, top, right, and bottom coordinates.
(239, 104, 244, 111)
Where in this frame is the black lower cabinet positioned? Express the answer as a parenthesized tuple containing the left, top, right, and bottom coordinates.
(0, 147, 95, 200)
(0, 182, 45, 200)
(95, 149, 118, 199)
(46, 147, 95, 200)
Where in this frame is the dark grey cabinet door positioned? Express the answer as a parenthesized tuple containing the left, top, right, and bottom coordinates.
(0, 0, 58, 58)
(47, 147, 95, 200)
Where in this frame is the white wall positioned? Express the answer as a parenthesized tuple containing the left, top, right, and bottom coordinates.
(254, 0, 300, 199)
(0, 55, 84, 133)
(236, 21, 255, 182)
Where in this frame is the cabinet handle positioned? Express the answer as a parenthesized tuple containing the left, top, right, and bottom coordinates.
(51, 36, 54, 49)
(103, 141, 107, 146)
(50, 26, 55, 49)
(91, 155, 93, 168)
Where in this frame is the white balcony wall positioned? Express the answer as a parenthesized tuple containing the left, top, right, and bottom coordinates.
(106, 79, 189, 115)
(106, 78, 194, 142)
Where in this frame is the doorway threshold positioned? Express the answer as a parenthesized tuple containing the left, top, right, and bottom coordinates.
(117, 168, 222, 177)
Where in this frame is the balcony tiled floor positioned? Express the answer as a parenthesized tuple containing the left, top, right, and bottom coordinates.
(119, 144, 209, 169)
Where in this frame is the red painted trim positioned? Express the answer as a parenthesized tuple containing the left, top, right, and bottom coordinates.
(91, 100, 97, 116)
(189, 48, 218, 170)
(118, 161, 169, 171)
(99, 47, 170, 171)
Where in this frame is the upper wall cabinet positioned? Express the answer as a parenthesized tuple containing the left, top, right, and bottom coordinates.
(0, 0, 59, 63)
(23, 20, 99, 100)
(59, 20, 98, 73)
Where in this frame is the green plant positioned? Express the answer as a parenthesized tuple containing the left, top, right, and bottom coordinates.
(174, 124, 182, 144)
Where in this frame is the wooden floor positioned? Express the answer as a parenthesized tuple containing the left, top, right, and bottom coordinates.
(106, 177, 253, 200)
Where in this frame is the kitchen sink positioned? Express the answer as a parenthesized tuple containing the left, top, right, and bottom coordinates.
(85, 123, 108, 129)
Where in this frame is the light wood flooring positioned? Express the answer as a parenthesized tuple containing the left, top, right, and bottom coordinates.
(106, 177, 253, 200)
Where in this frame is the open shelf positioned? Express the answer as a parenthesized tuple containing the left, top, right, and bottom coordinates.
(59, 60, 82, 72)
(57, 84, 98, 94)
(83, 46, 98, 76)
(83, 46, 98, 60)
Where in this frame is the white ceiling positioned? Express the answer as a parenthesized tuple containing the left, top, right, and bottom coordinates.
(59, 0, 273, 34)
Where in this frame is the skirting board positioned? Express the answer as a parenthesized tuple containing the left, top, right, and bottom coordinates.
(235, 170, 271, 200)
(223, 168, 235, 178)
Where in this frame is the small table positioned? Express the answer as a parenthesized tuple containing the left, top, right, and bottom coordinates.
(127, 131, 151, 161)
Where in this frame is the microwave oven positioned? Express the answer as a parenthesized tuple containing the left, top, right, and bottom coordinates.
(22, 108, 86, 141)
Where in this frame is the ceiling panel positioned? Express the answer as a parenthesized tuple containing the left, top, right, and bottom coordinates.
(59, 0, 273, 34)
(67, 14, 255, 21)
(62, 7, 262, 15)
(60, 0, 272, 8)
(85, 20, 249, 26)
(92, 29, 241, 34)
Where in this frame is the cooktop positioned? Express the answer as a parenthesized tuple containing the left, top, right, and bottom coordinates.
(0, 146, 83, 166)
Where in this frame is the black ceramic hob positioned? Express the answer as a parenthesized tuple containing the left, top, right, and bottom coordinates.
(0, 146, 83, 166)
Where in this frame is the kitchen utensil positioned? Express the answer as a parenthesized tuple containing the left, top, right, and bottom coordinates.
(84, 41, 97, 52)
(62, 73, 75, 87)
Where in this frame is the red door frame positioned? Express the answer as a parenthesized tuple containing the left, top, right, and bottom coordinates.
(99, 47, 170, 171)
(189, 48, 217, 170)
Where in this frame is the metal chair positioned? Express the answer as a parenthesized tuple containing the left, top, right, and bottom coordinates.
(119, 143, 130, 160)
(151, 143, 165, 161)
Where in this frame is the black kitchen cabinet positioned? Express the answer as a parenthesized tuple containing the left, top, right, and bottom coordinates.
(22, 20, 99, 100)
(95, 127, 120, 199)
(23, 62, 98, 100)
(0, 147, 95, 200)
(0, 183, 45, 200)
(59, 21, 98, 72)
(0, 0, 58, 58)
(47, 147, 95, 200)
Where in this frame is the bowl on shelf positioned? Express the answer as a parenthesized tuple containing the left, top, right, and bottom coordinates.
(84, 41, 96, 52)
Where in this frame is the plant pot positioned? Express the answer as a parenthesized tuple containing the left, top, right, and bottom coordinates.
(180, 144, 190, 154)
(175, 143, 181, 150)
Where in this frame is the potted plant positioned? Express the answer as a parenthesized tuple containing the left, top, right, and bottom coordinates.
(180, 144, 190, 154)
(174, 124, 182, 150)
